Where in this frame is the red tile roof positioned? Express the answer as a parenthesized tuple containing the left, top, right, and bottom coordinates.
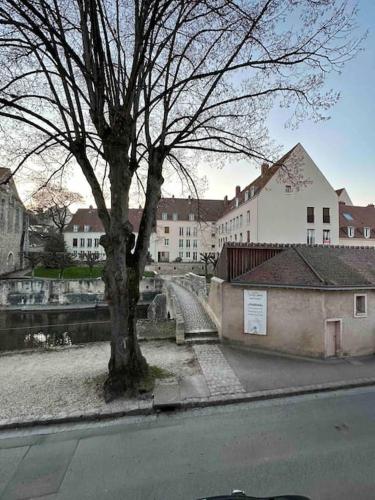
(339, 204, 375, 239)
(234, 244, 375, 288)
(65, 207, 144, 233)
(156, 197, 224, 222)
(222, 144, 299, 215)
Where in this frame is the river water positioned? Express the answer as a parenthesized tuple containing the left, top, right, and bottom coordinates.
(0, 303, 149, 352)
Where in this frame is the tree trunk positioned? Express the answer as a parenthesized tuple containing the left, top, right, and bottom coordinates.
(101, 230, 148, 402)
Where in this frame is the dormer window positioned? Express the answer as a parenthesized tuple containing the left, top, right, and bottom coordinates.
(84, 225, 90, 232)
(235, 198, 239, 208)
(348, 226, 355, 238)
(162, 212, 168, 220)
(250, 186, 255, 198)
(244, 190, 249, 201)
(364, 227, 371, 239)
(189, 213, 195, 221)
(172, 212, 178, 221)
(73, 225, 79, 232)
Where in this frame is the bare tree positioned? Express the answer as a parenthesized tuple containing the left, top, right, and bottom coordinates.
(29, 184, 84, 233)
(81, 251, 101, 277)
(0, 0, 363, 399)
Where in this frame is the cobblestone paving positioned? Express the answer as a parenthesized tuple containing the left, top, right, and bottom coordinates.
(193, 344, 245, 396)
(170, 283, 217, 333)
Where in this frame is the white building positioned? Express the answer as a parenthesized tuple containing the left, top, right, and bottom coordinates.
(217, 143, 340, 249)
(148, 196, 223, 263)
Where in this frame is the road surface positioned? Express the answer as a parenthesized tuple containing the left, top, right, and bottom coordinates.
(1, 387, 375, 499)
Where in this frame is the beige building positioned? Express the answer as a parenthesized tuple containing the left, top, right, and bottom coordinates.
(217, 143, 339, 248)
(0, 168, 28, 276)
(210, 243, 375, 358)
(149, 197, 223, 263)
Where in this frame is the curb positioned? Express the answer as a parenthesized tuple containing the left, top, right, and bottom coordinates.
(1, 377, 375, 432)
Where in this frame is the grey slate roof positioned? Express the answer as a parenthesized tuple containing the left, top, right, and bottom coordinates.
(234, 245, 375, 289)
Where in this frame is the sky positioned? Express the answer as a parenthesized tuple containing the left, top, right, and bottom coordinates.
(193, 0, 375, 206)
(18, 0, 374, 209)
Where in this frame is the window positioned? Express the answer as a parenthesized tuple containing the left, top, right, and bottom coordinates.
(285, 185, 292, 193)
(364, 227, 371, 239)
(234, 234, 237, 241)
(164, 226, 169, 234)
(189, 213, 195, 221)
(193, 252, 197, 261)
(323, 230, 331, 245)
(239, 233, 243, 242)
(343, 212, 353, 221)
(73, 238, 78, 248)
(179, 227, 184, 236)
(193, 240, 197, 248)
(225, 222, 227, 233)
(247, 230, 250, 243)
(240, 214, 243, 227)
(186, 251, 190, 258)
(172, 213, 178, 221)
(84, 225, 90, 232)
(164, 239, 169, 246)
(193, 227, 197, 237)
(162, 212, 168, 220)
(186, 240, 191, 248)
(307, 207, 314, 223)
(179, 251, 183, 259)
(348, 226, 355, 238)
(94, 238, 99, 247)
(15, 208, 20, 232)
(236, 216, 239, 228)
(179, 239, 183, 248)
(354, 294, 367, 317)
(235, 198, 239, 208)
(186, 227, 191, 236)
(73, 225, 79, 232)
(244, 190, 249, 201)
(323, 207, 330, 224)
(250, 186, 255, 197)
(80, 238, 85, 247)
(307, 229, 315, 245)
(87, 238, 92, 248)
(247, 210, 250, 224)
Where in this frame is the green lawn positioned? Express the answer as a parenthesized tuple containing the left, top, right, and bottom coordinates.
(33, 266, 104, 279)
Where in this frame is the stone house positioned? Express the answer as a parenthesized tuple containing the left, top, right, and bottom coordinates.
(209, 243, 375, 358)
(0, 168, 28, 276)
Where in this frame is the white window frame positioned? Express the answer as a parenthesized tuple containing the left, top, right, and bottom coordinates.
(189, 213, 195, 221)
(162, 212, 168, 221)
(348, 226, 354, 238)
(84, 225, 90, 232)
(354, 294, 367, 318)
(364, 227, 371, 239)
(73, 225, 79, 232)
(164, 238, 169, 246)
(307, 229, 315, 245)
(172, 213, 178, 221)
(323, 229, 331, 245)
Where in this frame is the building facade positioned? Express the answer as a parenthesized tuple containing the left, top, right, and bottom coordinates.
(0, 168, 28, 276)
(216, 143, 339, 249)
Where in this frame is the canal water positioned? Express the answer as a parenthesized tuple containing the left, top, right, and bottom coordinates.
(0, 303, 149, 352)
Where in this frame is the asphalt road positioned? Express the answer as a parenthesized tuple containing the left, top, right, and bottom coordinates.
(1, 387, 375, 500)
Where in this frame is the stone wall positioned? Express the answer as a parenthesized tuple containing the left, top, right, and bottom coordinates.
(0, 184, 27, 276)
(0, 276, 163, 308)
(146, 262, 214, 276)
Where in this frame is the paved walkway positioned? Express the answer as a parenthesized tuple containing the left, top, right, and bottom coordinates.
(193, 344, 245, 396)
(170, 282, 217, 333)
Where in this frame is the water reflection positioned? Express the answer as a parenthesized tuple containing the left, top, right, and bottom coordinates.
(0, 303, 148, 352)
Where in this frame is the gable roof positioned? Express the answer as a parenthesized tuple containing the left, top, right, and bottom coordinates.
(156, 197, 224, 222)
(233, 245, 375, 289)
(339, 204, 375, 239)
(222, 144, 299, 214)
(65, 207, 144, 233)
(0, 167, 24, 206)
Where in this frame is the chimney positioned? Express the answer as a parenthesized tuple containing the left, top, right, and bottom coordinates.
(224, 195, 228, 207)
(368, 204, 374, 208)
(139, 204, 142, 210)
(235, 186, 241, 197)
(261, 162, 269, 176)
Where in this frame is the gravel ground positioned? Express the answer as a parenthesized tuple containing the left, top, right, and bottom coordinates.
(0, 341, 199, 422)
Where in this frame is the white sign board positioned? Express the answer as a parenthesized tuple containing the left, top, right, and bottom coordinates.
(244, 290, 267, 335)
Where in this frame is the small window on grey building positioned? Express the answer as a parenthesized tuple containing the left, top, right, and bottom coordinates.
(354, 294, 367, 317)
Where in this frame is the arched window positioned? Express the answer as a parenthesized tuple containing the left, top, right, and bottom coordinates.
(7, 252, 14, 269)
